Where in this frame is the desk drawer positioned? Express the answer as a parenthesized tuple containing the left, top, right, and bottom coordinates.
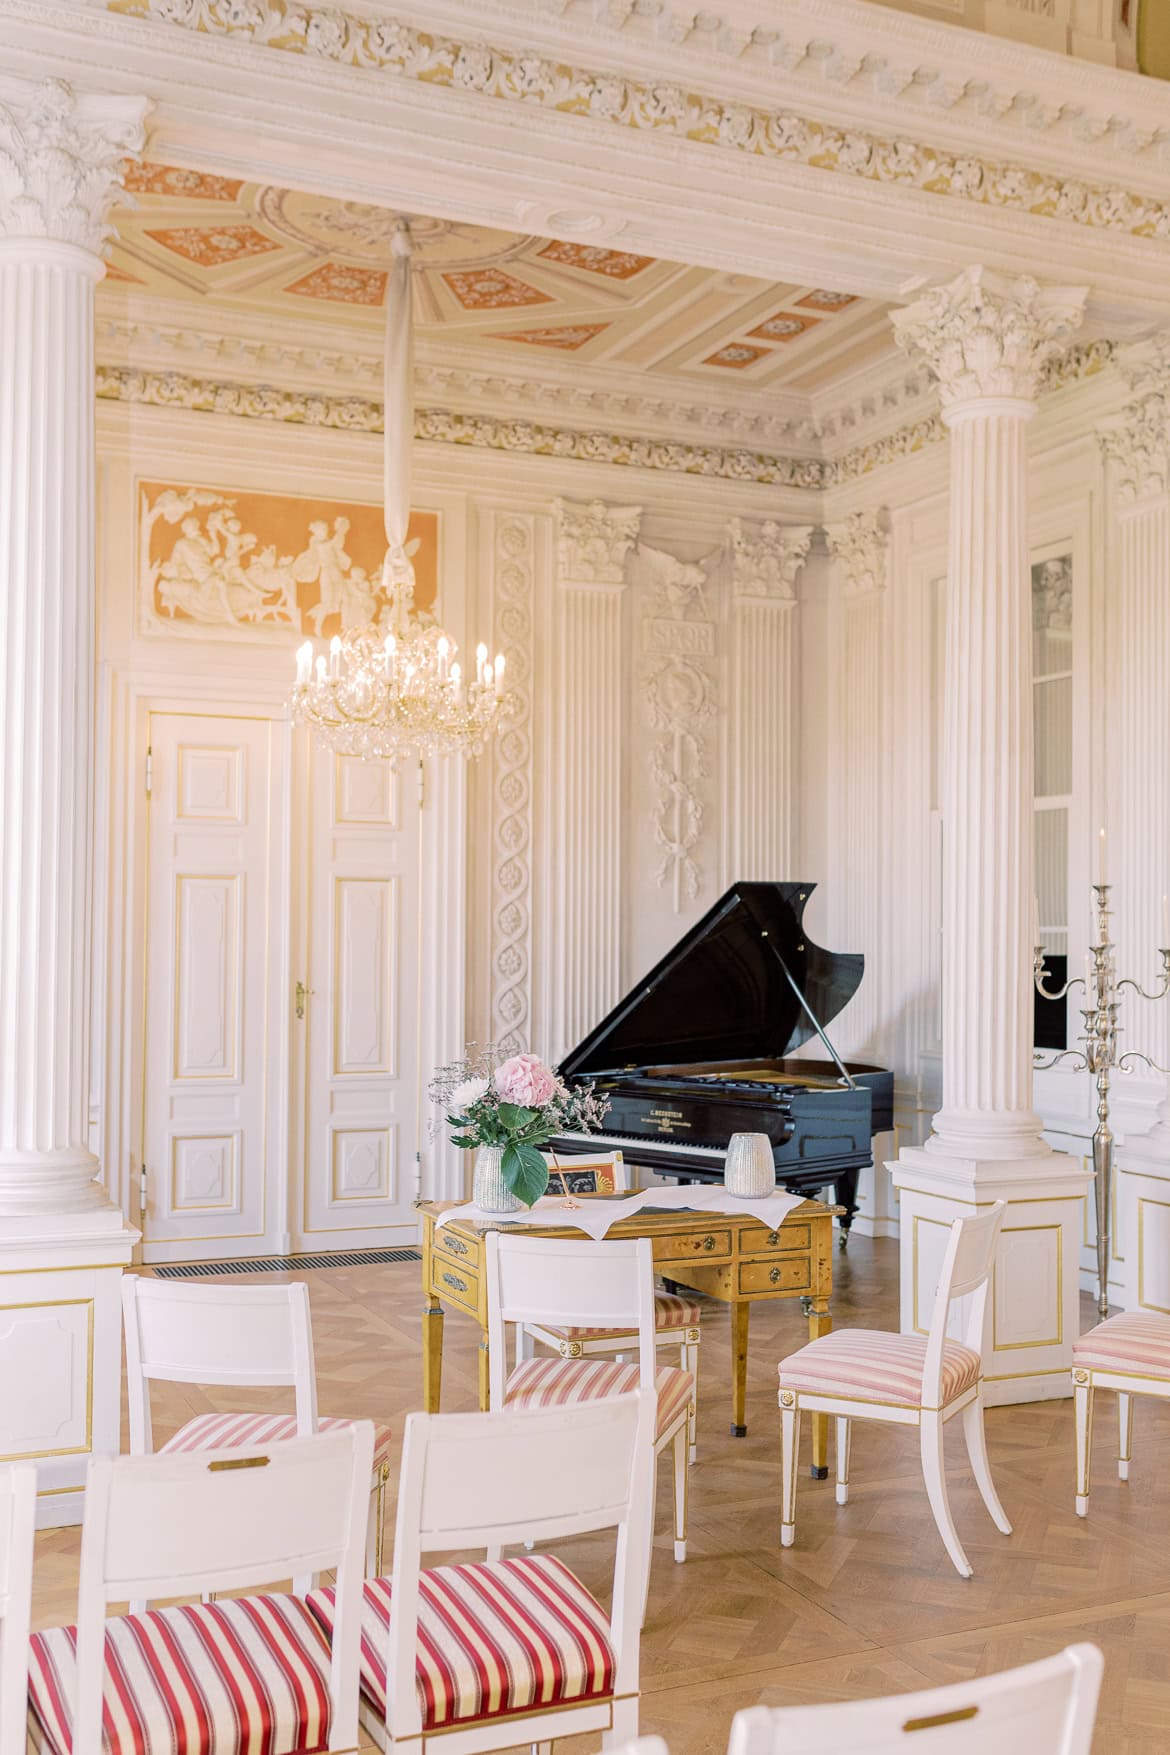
(655, 1228, 733, 1266)
(434, 1261, 480, 1315)
(738, 1256, 811, 1296)
(433, 1229, 477, 1267)
(739, 1223, 811, 1255)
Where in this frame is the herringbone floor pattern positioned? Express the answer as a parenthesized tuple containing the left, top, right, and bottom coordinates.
(31, 1238, 1170, 1752)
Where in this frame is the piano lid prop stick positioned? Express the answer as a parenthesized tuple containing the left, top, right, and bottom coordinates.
(546, 1148, 581, 1209)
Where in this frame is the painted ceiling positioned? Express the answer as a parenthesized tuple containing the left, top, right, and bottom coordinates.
(103, 165, 895, 396)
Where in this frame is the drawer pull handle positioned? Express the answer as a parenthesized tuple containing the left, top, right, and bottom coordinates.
(769, 1265, 782, 1285)
(441, 1271, 468, 1294)
(700, 1235, 716, 1252)
(767, 1231, 779, 1246)
(445, 1237, 469, 1257)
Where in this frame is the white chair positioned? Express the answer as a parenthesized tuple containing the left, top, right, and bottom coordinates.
(1072, 1308, 1170, 1515)
(122, 1274, 393, 1570)
(0, 1464, 35, 1755)
(522, 1150, 702, 1462)
(305, 1394, 654, 1755)
(777, 1202, 1009, 1578)
(26, 1425, 374, 1755)
(726, 1641, 1103, 1755)
(487, 1230, 694, 1567)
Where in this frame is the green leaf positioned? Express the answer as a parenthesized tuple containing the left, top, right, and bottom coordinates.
(497, 1102, 538, 1132)
(502, 1141, 550, 1207)
(450, 1134, 478, 1150)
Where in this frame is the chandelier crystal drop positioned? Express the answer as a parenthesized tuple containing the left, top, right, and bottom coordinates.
(289, 219, 511, 761)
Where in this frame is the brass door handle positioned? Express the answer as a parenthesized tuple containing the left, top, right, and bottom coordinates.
(295, 980, 315, 1020)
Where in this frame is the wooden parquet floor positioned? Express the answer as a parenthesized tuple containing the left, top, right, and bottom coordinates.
(30, 1237, 1170, 1753)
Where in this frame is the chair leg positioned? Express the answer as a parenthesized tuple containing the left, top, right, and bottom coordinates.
(517, 1326, 535, 1365)
(1118, 1390, 1133, 1482)
(682, 1340, 698, 1465)
(367, 1462, 389, 1577)
(672, 1424, 688, 1562)
(604, 1695, 640, 1747)
(780, 1400, 800, 1547)
(834, 1417, 851, 1506)
(961, 1396, 1011, 1535)
(1075, 1378, 1093, 1517)
(919, 1411, 972, 1578)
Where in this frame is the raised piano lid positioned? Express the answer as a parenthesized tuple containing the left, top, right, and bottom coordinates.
(558, 881, 863, 1079)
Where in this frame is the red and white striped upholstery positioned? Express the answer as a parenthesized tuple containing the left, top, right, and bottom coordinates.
(1073, 1311, 1170, 1376)
(778, 1329, 982, 1408)
(504, 1357, 694, 1439)
(547, 1293, 701, 1342)
(160, 1412, 393, 1472)
(28, 1594, 333, 1755)
(306, 1556, 614, 1730)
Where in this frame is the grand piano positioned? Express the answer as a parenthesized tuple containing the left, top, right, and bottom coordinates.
(549, 881, 894, 1246)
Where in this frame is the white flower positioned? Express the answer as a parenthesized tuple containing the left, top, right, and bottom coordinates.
(450, 1077, 489, 1112)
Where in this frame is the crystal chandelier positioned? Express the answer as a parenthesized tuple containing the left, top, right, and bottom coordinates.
(290, 221, 509, 760)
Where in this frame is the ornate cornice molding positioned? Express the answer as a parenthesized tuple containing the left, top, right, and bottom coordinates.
(892, 266, 1086, 408)
(727, 517, 813, 600)
(554, 497, 642, 583)
(104, 0, 1170, 244)
(826, 507, 890, 596)
(0, 75, 149, 251)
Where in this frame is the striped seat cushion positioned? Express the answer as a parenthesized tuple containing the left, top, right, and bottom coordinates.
(28, 1594, 333, 1755)
(160, 1411, 393, 1471)
(1073, 1311, 1170, 1376)
(778, 1328, 981, 1409)
(504, 1356, 693, 1439)
(306, 1556, 614, 1730)
(540, 1292, 702, 1342)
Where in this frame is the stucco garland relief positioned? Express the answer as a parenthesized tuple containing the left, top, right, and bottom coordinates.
(109, 0, 1170, 243)
(639, 543, 718, 911)
(490, 515, 535, 1053)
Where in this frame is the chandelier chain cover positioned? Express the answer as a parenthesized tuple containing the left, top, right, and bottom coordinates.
(289, 219, 510, 761)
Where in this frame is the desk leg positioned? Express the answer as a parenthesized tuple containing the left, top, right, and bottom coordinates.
(807, 1300, 831, 1479)
(422, 1294, 444, 1413)
(730, 1300, 749, 1436)
(478, 1332, 491, 1412)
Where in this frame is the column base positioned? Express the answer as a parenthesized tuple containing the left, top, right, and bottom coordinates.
(1, 1210, 138, 1528)
(890, 1143, 1092, 1406)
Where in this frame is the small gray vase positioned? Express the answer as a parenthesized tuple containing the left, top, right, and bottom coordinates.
(724, 1132, 775, 1199)
(472, 1145, 524, 1214)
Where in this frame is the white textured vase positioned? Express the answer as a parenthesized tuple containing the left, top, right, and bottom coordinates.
(472, 1145, 524, 1214)
(724, 1132, 775, 1199)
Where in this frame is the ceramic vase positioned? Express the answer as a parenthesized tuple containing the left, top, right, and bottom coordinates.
(472, 1144, 524, 1214)
(724, 1131, 775, 1199)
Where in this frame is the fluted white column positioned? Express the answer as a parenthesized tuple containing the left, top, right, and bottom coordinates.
(891, 268, 1092, 1404)
(0, 77, 148, 1226)
(546, 499, 641, 1062)
(724, 519, 811, 882)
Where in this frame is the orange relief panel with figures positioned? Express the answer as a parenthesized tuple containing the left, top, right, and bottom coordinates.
(138, 482, 439, 640)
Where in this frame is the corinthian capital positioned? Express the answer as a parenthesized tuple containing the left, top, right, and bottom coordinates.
(892, 266, 1086, 411)
(727, 518, 813, 601)
(1099, 336, 1170, 504)
(554, 498, 642, 585)
(0, 76, 150, 253)
(826, 508, 890, 597)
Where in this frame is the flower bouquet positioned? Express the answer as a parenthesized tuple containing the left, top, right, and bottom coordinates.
(430, 1046, 609, 1209)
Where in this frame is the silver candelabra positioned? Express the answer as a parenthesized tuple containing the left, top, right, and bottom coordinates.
(1034, 884, 1170, 1317)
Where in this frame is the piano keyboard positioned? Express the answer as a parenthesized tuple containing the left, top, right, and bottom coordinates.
(553, 1130, 726, 1167)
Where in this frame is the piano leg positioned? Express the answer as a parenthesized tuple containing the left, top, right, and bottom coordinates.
(834, 1169, 861, 1250)
(730, 1300, 749, 1437)
(807, 1298, 832, 1478)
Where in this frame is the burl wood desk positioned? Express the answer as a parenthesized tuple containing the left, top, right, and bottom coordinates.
(419, 1195, 837, 1475)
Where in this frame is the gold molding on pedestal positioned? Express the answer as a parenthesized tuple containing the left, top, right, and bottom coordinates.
(1137, 1195, 1170, 1314)
(0, 1297, 94, 1462)
(107, 0, 1170, 245)
(991, 1223, 1063, 1352)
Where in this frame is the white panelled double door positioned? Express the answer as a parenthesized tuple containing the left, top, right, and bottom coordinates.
(139, 709, 421, 1263)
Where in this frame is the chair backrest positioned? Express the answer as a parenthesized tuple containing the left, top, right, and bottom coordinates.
(72, 1425, 374, 1754)
(726, 1642, 1103, 1755)
(922, 1202, 1006, 1409)
(542, 1149, 628, 1193)
(485, 1232, 659, 1408)
(0, 1464, 35, 1755)
(122, 1275, 318, 1451)
(386, 1395, 654, 1743)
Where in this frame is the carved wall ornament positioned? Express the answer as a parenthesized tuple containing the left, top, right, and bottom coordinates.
(106, 1, 1170, 243)
(490, 515, 535, 1053)
(639, 543, 719, 911)
(727, 517, 814, 600)
(0, 76, 149, 251)
(892, 266, 1087, 409)
(826, 508, 891, 598)
(553, 498, 643, 583)
(1031, 554, 1072, 632)
(1099, 393, 1170, 504)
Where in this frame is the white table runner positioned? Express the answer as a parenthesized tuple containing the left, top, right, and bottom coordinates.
(435, 1182, 809, 1243)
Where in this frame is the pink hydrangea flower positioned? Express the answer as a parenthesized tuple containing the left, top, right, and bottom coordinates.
(494, 1052, 558, 1109)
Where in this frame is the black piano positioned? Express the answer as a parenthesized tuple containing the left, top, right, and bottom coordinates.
(549, 881, 894, 1246)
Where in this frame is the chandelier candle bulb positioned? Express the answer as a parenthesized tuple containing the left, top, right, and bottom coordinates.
(296, 641, 312, 685)
(1097, 826, 1108, 886)
(1033, 894, 1041, 949)
(1162, 893, 1169, 948)
(494, 654, 505, 695)
(315, 655, 327, 685)
(329, 634, 341, 679)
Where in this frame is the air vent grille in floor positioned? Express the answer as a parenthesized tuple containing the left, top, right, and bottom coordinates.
(152, 1248, 421, 1278)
